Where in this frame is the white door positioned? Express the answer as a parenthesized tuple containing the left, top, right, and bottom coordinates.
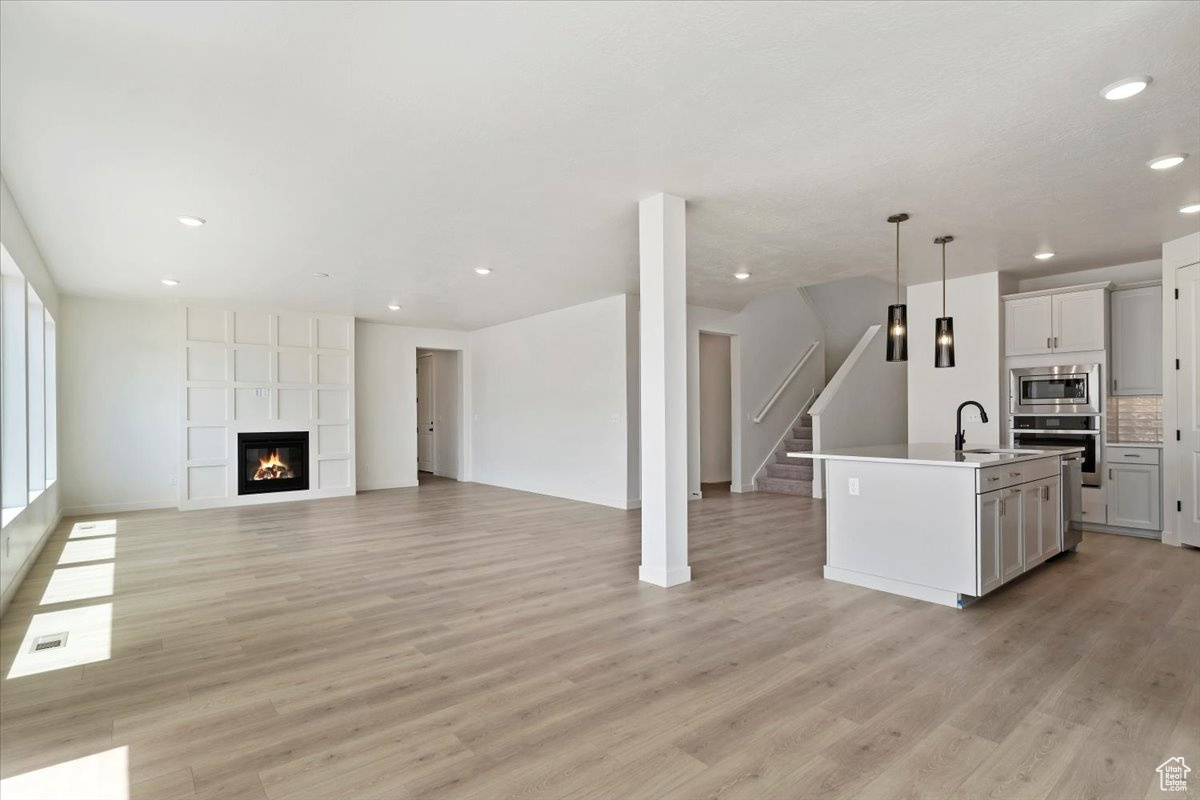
(1006, 296, 1053, 356)
(977, 489, 1003, 595)
(417, 353, 435, 473)
(1021, 481, 1043, 570)
(1108, 464, 1161, 531)
(1040, 478, 1061, 561)
(1111, 286, 1163, 395)
(1052, 289, 1106, 353)
(999, 488, 1024, 582)
(1177, 264, 1200, 546)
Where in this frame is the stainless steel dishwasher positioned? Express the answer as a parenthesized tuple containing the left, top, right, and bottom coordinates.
(1061, 453, 1084, 551)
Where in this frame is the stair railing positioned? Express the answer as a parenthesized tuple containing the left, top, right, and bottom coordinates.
(752, 340, 820, 423)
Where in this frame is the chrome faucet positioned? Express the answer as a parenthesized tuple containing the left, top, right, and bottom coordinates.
(954, 401, 989, 450)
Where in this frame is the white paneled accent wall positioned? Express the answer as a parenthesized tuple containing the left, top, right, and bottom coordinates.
(180, 306, 355, 509)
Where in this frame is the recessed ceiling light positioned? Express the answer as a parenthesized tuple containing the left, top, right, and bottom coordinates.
(176, 215, 206, 227)
(161, 278, 180, 286)
(387, 303, 401, 311)
(1101, 76, 1151, 100)
(1180, 203, 1200, 214)
(313, 272, 330, 278)
(1148, 154, 1188, 170)
(1034, 252, 1055, 260)
(734, 270, 751, 280)
(474, 267, 492, 275)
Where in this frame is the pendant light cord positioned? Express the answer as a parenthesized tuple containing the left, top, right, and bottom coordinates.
(941, 240, 946, 316)
(895, 221, 900, 304)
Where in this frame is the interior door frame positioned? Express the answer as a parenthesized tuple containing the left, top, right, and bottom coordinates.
(416, 351, 436, 474)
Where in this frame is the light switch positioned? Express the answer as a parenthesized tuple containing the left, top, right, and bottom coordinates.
(848, 477, 860, 496)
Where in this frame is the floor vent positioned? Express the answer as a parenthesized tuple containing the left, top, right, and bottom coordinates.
(31, 632, 68, 653)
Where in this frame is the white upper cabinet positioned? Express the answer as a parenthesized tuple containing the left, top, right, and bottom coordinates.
(1052, 289, 1107, 353)
(1004, 285, 1108, 357)
(1006, 296, 1054, 355)
(1111, 285, 1163, 395)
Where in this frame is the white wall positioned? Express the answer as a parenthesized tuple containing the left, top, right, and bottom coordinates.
(698, 333, 732, 483)
(0, 176, 62, 615)
(469, 294, 634, 509)
(810, 325, 908, 497)
(59, 296, 177, 515)
(804, 275, 900, 382)
(355, 322, 469, 491)
(431, 349, 461, 479)
(908, 271, 1008, 446)
(1017, 259, 1162, 292)
(686, 290, 825, 495)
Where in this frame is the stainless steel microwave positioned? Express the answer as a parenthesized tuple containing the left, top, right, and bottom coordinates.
(1009, 364, 1101, 415)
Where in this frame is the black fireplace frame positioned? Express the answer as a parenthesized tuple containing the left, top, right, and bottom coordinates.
(237, 431, 310, 496)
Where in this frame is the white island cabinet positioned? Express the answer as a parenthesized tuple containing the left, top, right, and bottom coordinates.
(790, 444, 1077, 609)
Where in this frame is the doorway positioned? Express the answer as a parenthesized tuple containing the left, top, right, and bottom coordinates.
(699, 332, 733, 495)
(416, 348, 463, 484)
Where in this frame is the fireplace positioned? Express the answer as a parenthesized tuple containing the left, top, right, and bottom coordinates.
(237, 431, 309, 495)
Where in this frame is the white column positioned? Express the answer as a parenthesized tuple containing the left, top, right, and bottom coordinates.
(639, 193, 690, 587)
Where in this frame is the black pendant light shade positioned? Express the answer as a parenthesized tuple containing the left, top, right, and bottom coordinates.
(885, 213, 910, 362)
(934, 235, 956, 368)
(887, 304, 908, 361)
(934, 316, 955, 368)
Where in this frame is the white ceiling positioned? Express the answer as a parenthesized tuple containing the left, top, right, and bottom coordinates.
(1, 1, 1197, 330)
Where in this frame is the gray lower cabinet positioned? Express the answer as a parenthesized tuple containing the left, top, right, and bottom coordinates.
(977, 472, 1062, 596)
(1108, 462, 1162, 530)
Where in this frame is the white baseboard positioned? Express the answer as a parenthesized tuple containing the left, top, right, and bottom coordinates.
(823, 565, 965, 609)
(625, 499, 641, 510)
(356, 480, 418, 492)
(735, 483, 757, 493)
(638, 564, 692, 587)
(63, 500, 174, 517)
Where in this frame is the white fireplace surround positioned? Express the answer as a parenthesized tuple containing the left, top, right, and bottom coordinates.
(179, 305, 355, 510)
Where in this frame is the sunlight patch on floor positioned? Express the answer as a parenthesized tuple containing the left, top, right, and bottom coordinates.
(68, 519, 117, 539)
(40, 563, 114, 605)
(58, 537, 116, 565)
(0, 746, 128, 800)
(7, 603, 113, 679)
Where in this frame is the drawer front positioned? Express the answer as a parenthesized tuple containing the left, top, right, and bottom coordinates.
(1107, 446, 1160, 465)
(978, 465, 1021, 492)
(1022, 457, 1061, 482)
(977, 458, 1060, 492)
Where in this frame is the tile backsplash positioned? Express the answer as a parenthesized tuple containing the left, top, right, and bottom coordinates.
(1107, 395, 1163, 443)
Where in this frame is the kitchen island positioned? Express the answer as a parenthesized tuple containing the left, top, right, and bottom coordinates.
(789, 444, 1081, 608)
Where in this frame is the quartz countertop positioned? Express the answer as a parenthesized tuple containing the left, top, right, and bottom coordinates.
(787, 443, 1082, 469)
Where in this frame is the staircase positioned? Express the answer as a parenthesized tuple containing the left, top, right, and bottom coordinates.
(756, 415, 814, 496)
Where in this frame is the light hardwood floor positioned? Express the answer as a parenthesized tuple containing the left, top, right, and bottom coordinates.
(1, 478, 1197, 800)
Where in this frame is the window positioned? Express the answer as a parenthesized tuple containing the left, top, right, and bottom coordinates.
(0, 243, 56, 527)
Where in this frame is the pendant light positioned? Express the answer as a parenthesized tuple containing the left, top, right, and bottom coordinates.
(885, 213, 909, 362)
(934, 235, 955, 368)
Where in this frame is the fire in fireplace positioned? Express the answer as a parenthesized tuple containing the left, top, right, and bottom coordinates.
(238, 432, 309, 495)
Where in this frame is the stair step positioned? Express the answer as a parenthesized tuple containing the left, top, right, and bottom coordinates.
(775, 452, 810, 465)
(783, 438, 813, 452)
(765, 463, 813, 480)
(757, 476, 814, 496)
(792, 426, 813, 439)
(796, 416, 813, 429)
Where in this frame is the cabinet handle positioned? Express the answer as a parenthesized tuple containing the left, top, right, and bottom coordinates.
(1042, 485, 1050, 501)
(1009, 471, 1021, 477)
(1047, 337, 1052, 348)
(987, 476, 1001, 482)
(1053, 336, 1058, 348)
(1123, 454, 1142, 458)
(1109, 468, 1113, 479)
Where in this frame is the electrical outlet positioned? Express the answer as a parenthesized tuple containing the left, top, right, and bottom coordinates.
(170, 476, 177, 486)
(848, 477, 860, 496)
